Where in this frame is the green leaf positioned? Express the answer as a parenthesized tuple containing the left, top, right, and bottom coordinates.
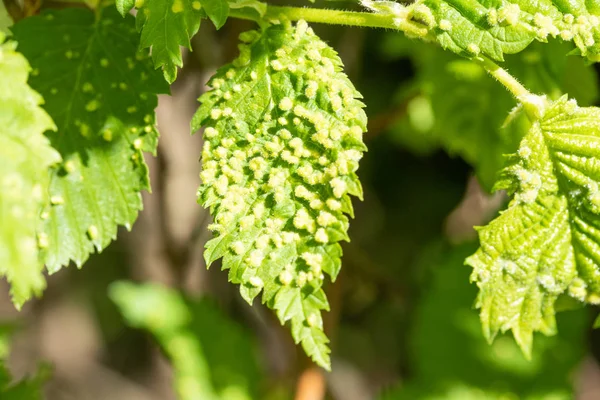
(363, 0, 600, 62)
(0, 33, 61, 307)
(379, 242, 586, 400)
(0, 323, 48, 400)
(0, 363, 48, 400)
(192, 20, 367, 370)
(229, 0, 266, 18)
(110, 281, 261, 400)
(200, 0, 229, 29)
(118, 0, 204, 83)
(594, 313, 600, 328)
(11, 8, 168, 273)
(110, 282, 219, 400)
(468, 95, 600, 357)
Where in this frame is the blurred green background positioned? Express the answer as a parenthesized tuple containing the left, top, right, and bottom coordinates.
(1, 1, 600, 399)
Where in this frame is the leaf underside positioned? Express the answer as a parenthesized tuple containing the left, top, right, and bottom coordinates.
(468, 96, 600, 357)
(11, 7, 168, 274)
(192, 20, 367, 369)
(0, 33, 60, 307)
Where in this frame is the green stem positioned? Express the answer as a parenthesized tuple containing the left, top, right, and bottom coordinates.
(477, 56, 547, 119)
(229, 5, 402, 30)
(476, 57, 532, 100)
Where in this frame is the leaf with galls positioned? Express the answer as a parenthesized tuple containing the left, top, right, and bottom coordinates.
(0, 33, 61, 308)
(363, 0, 600, 63)
(11, 7, 168, 274)
(192, 20, 367, 369)
(469, 95, 600, 357)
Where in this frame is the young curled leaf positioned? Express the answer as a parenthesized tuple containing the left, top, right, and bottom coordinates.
(192, 20, 367, 369)
(468, 95, 600, 357)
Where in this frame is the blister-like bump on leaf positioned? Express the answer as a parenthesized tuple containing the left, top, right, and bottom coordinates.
(0, 33, 61, 308)
(11, 7, 168, 273)
(363, 0, 600, 63)
(192, 20, 367, 369)
(469, 95, 600, 357)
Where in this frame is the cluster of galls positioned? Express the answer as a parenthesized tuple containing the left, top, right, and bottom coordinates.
(196, 20, 367, 295)
(480, 4, 600, 59)
(365, 0, 600, 60)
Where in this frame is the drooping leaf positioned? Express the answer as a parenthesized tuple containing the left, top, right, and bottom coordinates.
(363, 0, 600, 63)
(117, 0, 205, 83)
(200, 0, 229, 29)
(11, 7, 168, 273)
(468, 95, 600, 357)
(110, 281, 260, 400)
(192, 20, 367, 369)
(0, 33, 61, 307)
(379, 242, 586, 400)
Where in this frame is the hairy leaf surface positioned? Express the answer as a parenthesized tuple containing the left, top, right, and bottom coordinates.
(363, 0, 600, 62)
(0, 33, 61, 307)
(468, 95, 600, 356)
(11, 7, 168, 273)
(192, 21, 367, 369)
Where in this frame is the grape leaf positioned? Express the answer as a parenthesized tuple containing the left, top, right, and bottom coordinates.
(0, 33, 61, 307)
(192, 20, 367, 369)
(11, 7, 168, 273)
(116, 0, 204, 83)
(362, 0, 600, 62)
(468, 95, 600, 357)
